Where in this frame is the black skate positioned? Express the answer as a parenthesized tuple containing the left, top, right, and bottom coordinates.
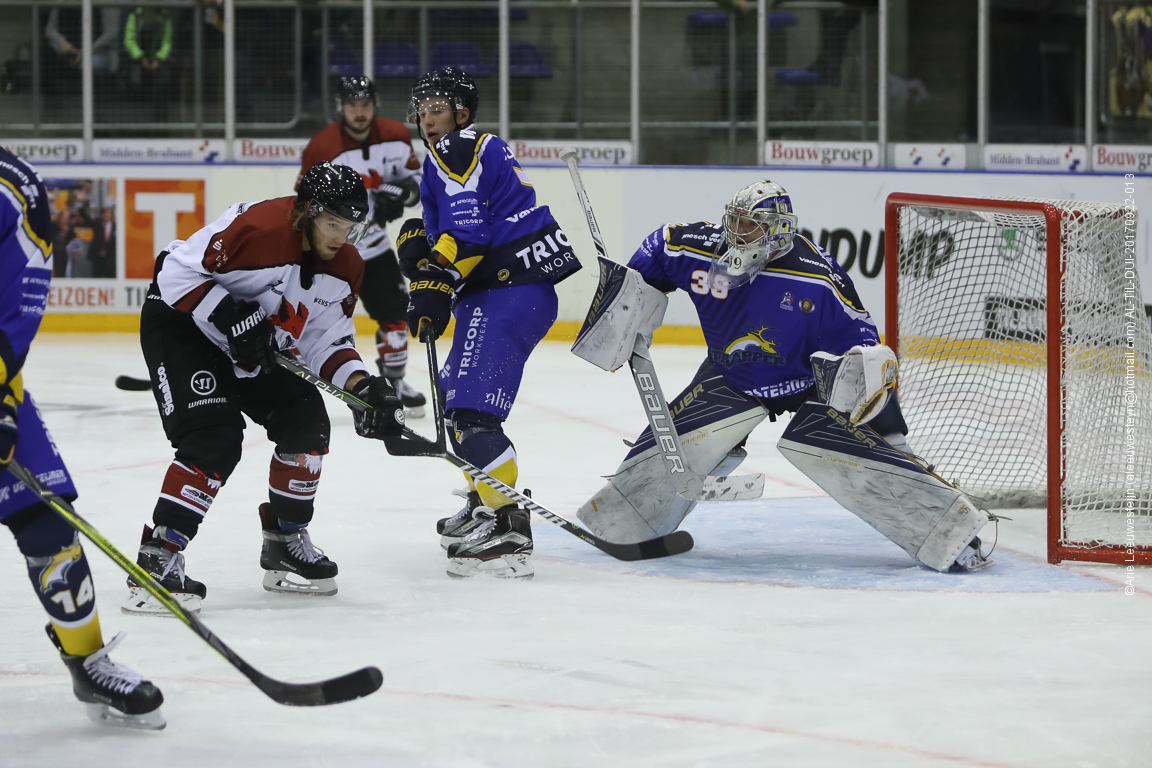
(47, 625, 165, 730)
(123, 525, 206, 616)
(446, 504, 534, 579)
(437, 488, 484, 550)
(259, 504, 339, 596)
(950, 537, 995, 572)
(392, 377, 427, 419)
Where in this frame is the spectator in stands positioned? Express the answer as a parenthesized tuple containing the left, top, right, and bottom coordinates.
(43, 7, 121, 95)
(90, 207, 117, 279)
(124, 6, 174, 121)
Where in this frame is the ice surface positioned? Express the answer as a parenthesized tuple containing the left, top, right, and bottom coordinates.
(1, 336, 1149, 767)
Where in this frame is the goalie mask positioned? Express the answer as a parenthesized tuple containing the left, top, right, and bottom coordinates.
(710, 180, 798, 290)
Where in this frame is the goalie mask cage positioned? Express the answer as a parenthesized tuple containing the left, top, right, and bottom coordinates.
(884, 193, 1152, 565)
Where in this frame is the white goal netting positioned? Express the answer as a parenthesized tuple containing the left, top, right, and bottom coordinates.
(892, 196, 1152, 557)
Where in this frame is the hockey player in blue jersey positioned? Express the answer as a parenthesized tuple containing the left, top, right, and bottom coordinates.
(403, 67, 582, 579)
(574, 180, 994, 573)
(0, 147, 165, 729)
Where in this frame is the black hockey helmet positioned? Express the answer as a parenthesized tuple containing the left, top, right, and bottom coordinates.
(407, 66, 478, 125)
(296, 162, 370, 244)
(338, 75, 377, 105)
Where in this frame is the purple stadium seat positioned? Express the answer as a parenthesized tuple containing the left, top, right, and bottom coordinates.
(328, 42, 362, 77)
(776, 68, 822, 85)
(687, 11, 798, 27)
(375, 43, 419, 78)
(491, 42, 552, 78)
(430, 41, 491, 77)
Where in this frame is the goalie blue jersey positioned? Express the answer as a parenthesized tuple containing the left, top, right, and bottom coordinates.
(420, 128, 581, 296)
(628, 221, 880, 400)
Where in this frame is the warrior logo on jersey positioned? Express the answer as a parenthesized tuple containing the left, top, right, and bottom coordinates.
(273, 299, 310, 339)
(711, 327, 786, 367)
(781, 291, 794, 311)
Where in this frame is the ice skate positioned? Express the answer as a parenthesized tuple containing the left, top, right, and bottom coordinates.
(392, 377, 427, 419)
(437, 488, 484, 550)
(123, 525, 206, 616)
(446, 504, 534, 579)
(259, 504, 339, 595)
(950, 537, 995, 572)
(48, 626, 165, 730)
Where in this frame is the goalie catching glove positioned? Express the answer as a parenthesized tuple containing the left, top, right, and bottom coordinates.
(209, 296, 277, 373)
(407, 263, 458, 341)
(810, 344, 898, 425)
(349, 376, 405, 439)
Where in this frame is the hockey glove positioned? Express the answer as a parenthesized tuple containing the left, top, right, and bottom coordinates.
(396, 217, 432, 280)
(0, 403, 17, 469)
(373, 177, 421, 226)
(210, 296, 276, 373)
(407, 263, 457, 341)
(349, 376, 405, 439)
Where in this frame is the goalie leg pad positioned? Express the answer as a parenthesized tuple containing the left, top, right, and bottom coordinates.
(777, 402, 989, 572)
(577, 361, 767, 542)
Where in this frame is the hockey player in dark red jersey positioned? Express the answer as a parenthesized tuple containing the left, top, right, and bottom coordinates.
(125, 162, 405, 616)
(297, 76, 427, 417)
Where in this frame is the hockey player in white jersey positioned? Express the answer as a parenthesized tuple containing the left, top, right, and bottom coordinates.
(298, 76, 427, 417)
(574, 180, 994, 573)
(125, 162, 405, 615)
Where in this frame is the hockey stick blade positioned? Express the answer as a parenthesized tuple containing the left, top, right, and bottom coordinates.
(114, 375, 151, 392)
(275, 350, 692, 561)
(5, 460, 383, 706)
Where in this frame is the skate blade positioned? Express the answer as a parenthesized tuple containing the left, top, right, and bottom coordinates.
(446, 553, 534, 580)
(951, 556, 996, 573)
(439, 534, 464, 551)
(262, 570, 338, 596)
(404, 405, 426, 419)
(121, 587, 200, 616)
(85, 702, 166, 731)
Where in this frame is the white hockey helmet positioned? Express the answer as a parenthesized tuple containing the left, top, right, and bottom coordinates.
(711, 180, 798, 289)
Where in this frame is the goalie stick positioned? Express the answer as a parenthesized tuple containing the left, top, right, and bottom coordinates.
(559, 147, 764, 504)
(5, 460, 383, 707)
(272, 348, 694, 562)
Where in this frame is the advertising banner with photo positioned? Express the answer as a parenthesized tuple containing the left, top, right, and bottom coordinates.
(34, 165, 212, 313)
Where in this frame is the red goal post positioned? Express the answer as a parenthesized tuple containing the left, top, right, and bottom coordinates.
(883, 192, 1152, 565)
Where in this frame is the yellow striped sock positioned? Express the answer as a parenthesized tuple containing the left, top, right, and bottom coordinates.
(476, 455, 518, 510)
(52, 609, 103, 657)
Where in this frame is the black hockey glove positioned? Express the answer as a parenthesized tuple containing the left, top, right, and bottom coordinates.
(373, 177, 421, 226)
(396, 217, 431, 281)
(0, 402, 17, 469)
(210, 296, 276, 373)
(349, 376, 405, 439)
(406, 263, 457, 341)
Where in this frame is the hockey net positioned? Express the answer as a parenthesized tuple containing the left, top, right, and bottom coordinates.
(885, 193, 1152, 564)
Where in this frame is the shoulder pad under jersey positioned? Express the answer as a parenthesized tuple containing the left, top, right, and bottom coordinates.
(663, 221, 725, 259)
(429, 128, 491, 184)
(766, 236, 865, 311)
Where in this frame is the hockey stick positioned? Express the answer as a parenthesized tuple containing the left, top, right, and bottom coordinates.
(559, 147, 764, 503)
(114, 376, 151, 392)
(5, 460, 383, 707)
(273, 349, 693, 561)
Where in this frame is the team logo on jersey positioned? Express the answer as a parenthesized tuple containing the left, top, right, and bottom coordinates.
(498, 269, 510, 281)
(273, 299, 310, 340)
(191, 370, 216, 396)
(800, 298, 815, 314)
(780, 291, 794, 311)
(711, 327, 786, 367)
(38, 542, 82, 593)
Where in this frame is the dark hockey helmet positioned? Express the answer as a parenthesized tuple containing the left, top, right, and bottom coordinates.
(407, 66, 479, 125)
(296, 162, 370, 244)
(338, 76, 377, 107)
